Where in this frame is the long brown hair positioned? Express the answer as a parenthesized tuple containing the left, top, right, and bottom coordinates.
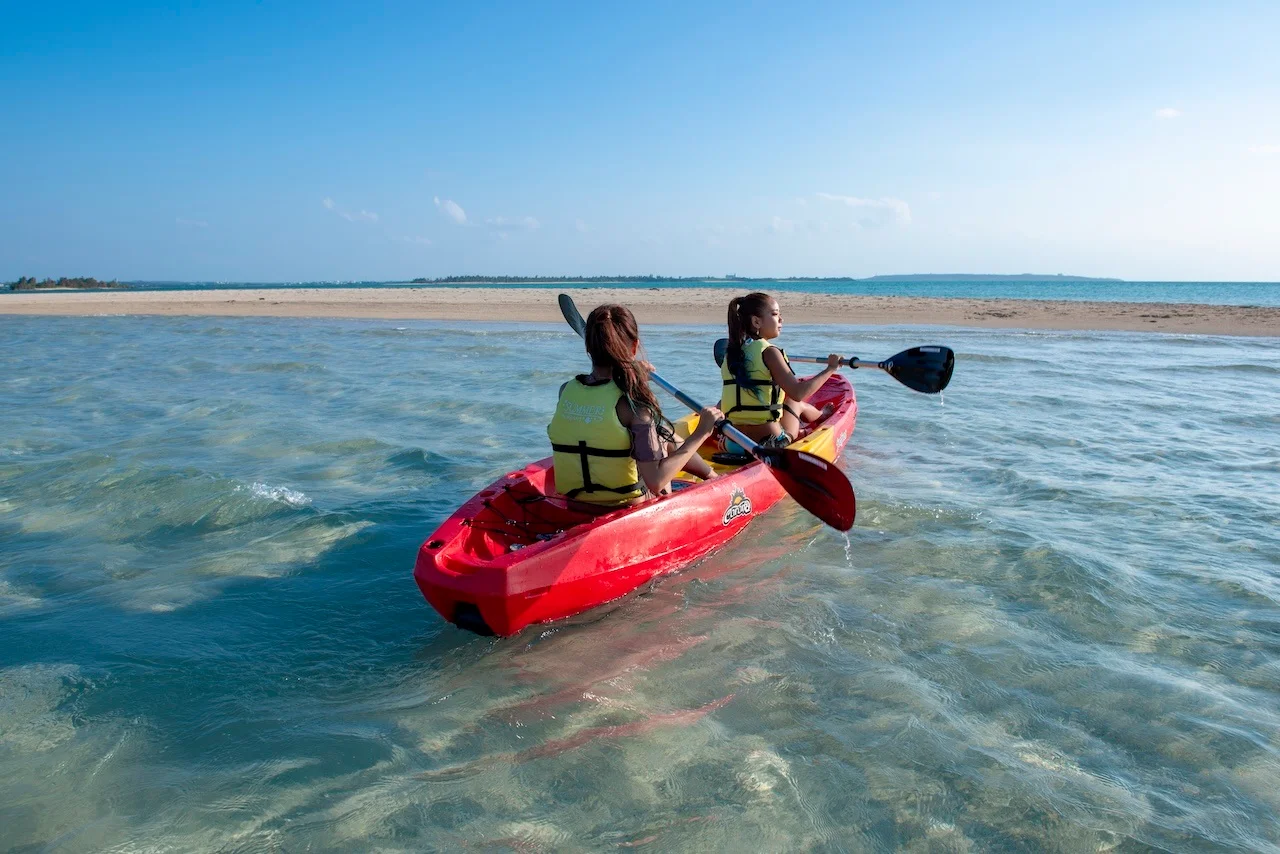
(726, 292, 773, 390)
(583, 304, 668, 429)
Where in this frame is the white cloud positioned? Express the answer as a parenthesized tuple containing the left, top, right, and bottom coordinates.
(176, 217, 208, 228)
(816, 192, 912, 226)
(1247, 144, 1280, 155)
(484, 215, 539, 231)
(1154, 107, 1182, 119)
(770, 216, 795, 234)
(323, 197, 378, 223)
(434, 196, 468, 225)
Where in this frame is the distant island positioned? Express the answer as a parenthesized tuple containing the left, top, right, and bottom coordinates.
(861, 273, 1122, 282)
(7, 276, 128, 291)
(4, 274, 1123, 291)
(410, 273, 1123, 284)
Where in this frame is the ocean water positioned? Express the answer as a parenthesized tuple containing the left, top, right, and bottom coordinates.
(2, 316, 1278, 852)
(7, 278, 1280, 306)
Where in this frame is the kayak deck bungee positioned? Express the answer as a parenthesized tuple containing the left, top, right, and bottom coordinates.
(414, 375, 856, 637)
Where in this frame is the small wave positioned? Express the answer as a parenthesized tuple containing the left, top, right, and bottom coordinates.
(301, 437, 392, 455)
(237, 361, 325, 374)
(386, 448, 454, 472)
(1216, 458, 1280, 473)
(243, 482, 311, 507)
(1221, 411, 1280, 428)
(128, 517, 372, 612)
(363, 327, 420, 338)
(0, 579, 42, 611)
(1157, 334, 1261, 347)
(1176, 363, 1280, 376)
(0, 663, 87, 752)
(958, 352, 1055, 366)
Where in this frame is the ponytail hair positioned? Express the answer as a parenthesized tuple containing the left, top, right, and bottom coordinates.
(726, 292, 773, 390)
(583, 304, 671, 435)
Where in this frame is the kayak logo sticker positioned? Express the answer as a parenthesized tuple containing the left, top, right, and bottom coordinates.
(722, 486, 753, 526)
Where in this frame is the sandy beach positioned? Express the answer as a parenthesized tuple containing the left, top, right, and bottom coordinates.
(3, 286, 1279, 336)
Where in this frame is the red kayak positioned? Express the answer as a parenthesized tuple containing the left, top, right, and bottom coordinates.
(414, 374, 856, 636)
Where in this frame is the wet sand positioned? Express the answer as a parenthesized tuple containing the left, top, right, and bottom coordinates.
(3, 287, 1279, 336)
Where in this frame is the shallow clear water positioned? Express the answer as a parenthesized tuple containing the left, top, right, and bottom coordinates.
(2, 316, 1278, 852)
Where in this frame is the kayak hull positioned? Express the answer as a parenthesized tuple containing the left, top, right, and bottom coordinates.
(414, 375, 856, 636)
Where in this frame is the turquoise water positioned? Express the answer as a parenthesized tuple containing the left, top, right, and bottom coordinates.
(2, 316, 1279, 851)
(7, 278, 1280, 305)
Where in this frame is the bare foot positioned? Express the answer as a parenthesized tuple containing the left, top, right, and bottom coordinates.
(809, 403, 834, 423)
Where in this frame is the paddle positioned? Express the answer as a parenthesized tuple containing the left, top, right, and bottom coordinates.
(557, 294, 856, 531)
(713, 339, 955, 394)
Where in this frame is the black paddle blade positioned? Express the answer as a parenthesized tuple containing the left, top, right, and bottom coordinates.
(713, 337, 728, 367)
(755, 447, 856, 531)
(881, 346, 955, 394)
(558, 293, 587, 338)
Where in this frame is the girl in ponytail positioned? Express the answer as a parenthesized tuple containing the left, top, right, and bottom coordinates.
(725, 293, 772, 393)
(720, 293, 841, 450)
(547, 304, 719, 505)
(583, 304, 665, 424)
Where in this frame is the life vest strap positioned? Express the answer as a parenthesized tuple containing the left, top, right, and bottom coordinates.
(550, 442, 632, 458)
(552, 440, 643, 499)
(723, 378, 782, 422)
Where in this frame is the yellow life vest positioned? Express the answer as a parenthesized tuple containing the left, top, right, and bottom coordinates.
(720, 338, 789, 426)
(547, 378, 643, 505)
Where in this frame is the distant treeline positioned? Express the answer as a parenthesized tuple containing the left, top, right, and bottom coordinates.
(7, 276, 128, 290)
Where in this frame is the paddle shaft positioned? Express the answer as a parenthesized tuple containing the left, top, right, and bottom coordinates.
(645, 371, 760, 453)
(786, 354, 880, 370)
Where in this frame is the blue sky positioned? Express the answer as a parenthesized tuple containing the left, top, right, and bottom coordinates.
(3, 1, 1278, 281)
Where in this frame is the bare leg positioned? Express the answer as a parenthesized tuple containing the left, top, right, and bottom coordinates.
(668, 440, 716, 479)
(779, 409, 802, 440)
(793, 401, 834, 424)
(731, 421, 785, 444)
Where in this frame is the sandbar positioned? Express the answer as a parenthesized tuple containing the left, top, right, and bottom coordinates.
(3, 287, 1278, 336)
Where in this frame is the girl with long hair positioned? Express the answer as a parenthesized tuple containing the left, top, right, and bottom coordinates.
(547, 304, 720, 505)
(721, 292, 840, 449)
